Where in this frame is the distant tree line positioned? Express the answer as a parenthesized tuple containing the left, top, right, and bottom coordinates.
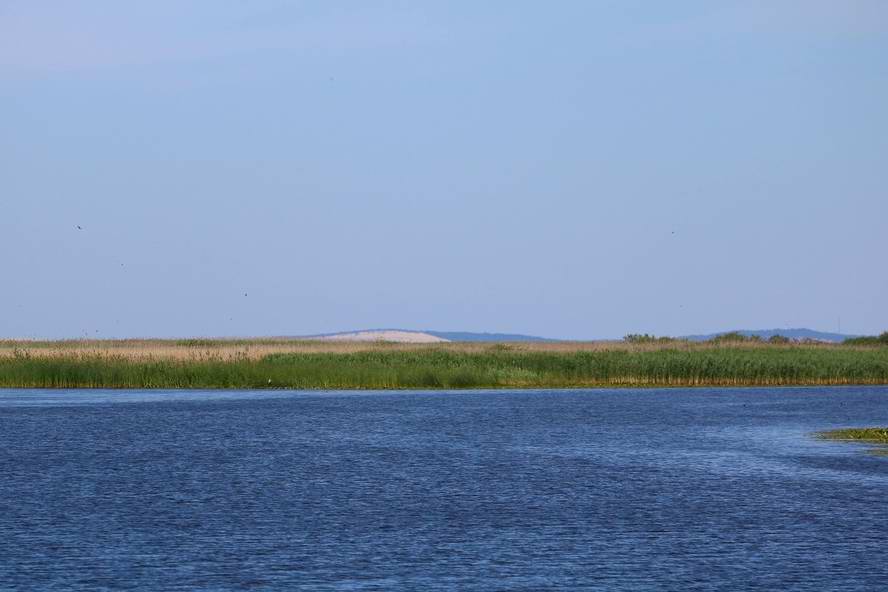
(706, 332, 796, 345)
(622, 332, 867, 346)
(843, 332, 888, 346)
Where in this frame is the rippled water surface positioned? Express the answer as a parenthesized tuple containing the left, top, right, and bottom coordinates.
(2, 387, 887, 591)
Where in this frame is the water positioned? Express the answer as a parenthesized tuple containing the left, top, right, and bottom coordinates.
(1, 387, 887, 591)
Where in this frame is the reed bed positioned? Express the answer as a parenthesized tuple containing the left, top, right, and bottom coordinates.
(1, 342, 886, 389)
(0, 337, 874, 362)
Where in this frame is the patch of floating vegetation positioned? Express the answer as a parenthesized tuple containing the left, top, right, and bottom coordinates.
(818, 428, 888, 444)
(818, 428, 888, 456)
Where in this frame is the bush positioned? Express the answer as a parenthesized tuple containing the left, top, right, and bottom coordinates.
(624, 334, 675, 344)
(176, 339, 218, 347)
(711, 332, 751, 343)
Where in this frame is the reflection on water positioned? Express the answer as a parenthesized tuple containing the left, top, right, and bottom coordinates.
(1, 386, 887, 591)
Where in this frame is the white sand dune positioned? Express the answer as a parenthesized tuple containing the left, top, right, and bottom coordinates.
(317, 330, 449, 344)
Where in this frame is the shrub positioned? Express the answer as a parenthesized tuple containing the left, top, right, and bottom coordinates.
(176, 339, 218, 347)
(711, 332, 751, 343)
(624, 334, 675, 344)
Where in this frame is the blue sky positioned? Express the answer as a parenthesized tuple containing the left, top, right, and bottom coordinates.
(2, 1, 886, 339)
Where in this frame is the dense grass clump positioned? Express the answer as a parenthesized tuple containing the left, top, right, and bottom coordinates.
(1, 346, 887, 390)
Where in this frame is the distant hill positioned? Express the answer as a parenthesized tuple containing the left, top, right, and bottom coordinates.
(309, 330, 446, 343)
(302, 329, 555, 343)
(425, 331, 555, 342)
(683, 328, 856, 343)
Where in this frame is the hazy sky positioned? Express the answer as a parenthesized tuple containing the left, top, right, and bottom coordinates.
(2, 1, 887, 339)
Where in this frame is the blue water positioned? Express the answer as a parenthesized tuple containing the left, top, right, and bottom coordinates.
(1, 387, 887, 591)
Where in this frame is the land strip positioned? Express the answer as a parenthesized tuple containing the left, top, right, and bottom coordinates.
(1, 339, 887, 389)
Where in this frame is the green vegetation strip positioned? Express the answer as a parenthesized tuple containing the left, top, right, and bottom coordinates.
(818, 428, 888, 444)
(2, 347, 888, 389)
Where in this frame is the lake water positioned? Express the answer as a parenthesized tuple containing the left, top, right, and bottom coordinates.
(1, 387, 887, 591)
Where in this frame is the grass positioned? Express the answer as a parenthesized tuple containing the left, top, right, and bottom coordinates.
(1, 340, 887, 389)
(818, 427, 888, 444)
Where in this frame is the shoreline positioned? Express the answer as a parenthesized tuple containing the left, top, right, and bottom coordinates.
(2, 383, 888, 392)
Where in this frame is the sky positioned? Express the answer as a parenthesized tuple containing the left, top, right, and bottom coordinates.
(2, 1, 887, 340)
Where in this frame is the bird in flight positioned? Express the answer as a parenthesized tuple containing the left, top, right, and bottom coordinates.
(76, 225, 83, 230)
